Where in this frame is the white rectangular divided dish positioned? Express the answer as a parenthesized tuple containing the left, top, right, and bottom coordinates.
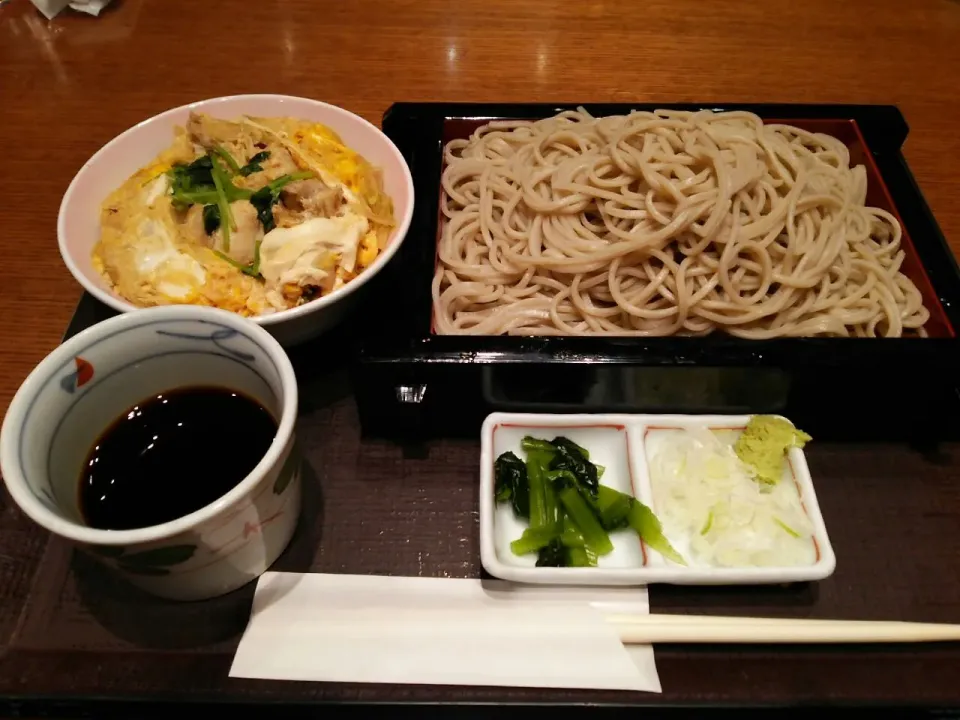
(479, 412, 836, 586)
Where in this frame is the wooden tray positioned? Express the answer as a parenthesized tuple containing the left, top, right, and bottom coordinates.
(0, 292, 958, 714)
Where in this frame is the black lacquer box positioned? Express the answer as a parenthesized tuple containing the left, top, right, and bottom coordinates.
(351, 103, 960, 441)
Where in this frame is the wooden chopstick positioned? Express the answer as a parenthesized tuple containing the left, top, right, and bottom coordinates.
(606, 613, 960, 644)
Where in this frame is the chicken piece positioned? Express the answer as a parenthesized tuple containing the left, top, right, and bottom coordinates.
(185, 112, 247, 148)
(234, 145, 302, 189)
(253, 146, 300, 181)
(212, 200, 262, 266)
(272, 203, 302, 230)
(183, 204, 208, 245)
(185, 113, 267, 178)
(281, 178, 344, 218)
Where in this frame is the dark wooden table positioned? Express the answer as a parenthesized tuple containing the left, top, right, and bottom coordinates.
(2, 0, 960, 713)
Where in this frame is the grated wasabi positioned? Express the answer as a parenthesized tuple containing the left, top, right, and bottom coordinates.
(734, 415, 812, 486)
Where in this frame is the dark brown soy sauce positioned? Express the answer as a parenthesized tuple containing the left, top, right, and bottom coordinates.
(80, 386, 278, 531)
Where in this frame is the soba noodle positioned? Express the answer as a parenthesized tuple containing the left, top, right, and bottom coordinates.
(433, 108, 929, 337)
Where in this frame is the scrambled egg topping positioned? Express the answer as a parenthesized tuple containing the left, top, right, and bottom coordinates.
(92, 113, 396, 315)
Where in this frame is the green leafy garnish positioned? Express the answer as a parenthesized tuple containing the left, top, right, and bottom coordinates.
(239, 150, 271, 176)
(212, 145, 242, 175)
(214, 248, 261, 279)
(493, 436, 685, 568)
(171, 155, 214, 187)
(249, 186, 278, 234)
(494, 451, 529, 520)
(525, 450, 552, 530)
(168, 154, 254, 205)
(273, 170, 314, 186)
(535, 537, 566, 567)
(585, 484, 633, 530)
(566, 546, 597, 567)
(557, 485, 614, 556)
(202, 204, 221, 235)
(583, 483, 684, 564)
(520, 437, 557, 455)
(549, 436, 599, 498)
(169, 154, 310, 236)
(249, 238, 262, 277)
(249, 171, 315, 233)
(168, 156, 216, 210)
(166, 153, 310, 279)
(209, 157, 235, 251)
(168, 153, 254, 224)
(627, 500, 685, 566)
(560, 514, 586, 548)
(510, 526, 556, 556)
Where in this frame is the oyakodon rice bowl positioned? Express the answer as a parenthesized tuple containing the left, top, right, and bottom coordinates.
(59, 95, 414, 347)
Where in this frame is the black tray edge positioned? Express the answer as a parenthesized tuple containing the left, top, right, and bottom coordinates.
(1, 693, 956, 717)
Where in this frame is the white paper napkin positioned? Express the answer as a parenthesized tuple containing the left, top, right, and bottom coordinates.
(230, 573, 661, 693)
(30, 0, 112, 20)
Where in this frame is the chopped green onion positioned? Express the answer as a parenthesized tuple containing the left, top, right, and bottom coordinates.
(700, 510, 714, 535)
(774, 517, 801, 538)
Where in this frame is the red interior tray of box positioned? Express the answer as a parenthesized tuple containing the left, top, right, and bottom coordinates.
(434, 116, 954, 339)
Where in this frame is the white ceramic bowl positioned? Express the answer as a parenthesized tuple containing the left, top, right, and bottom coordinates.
(480, 412, 836, 586)
(0, 305, 301, 601)
(58, 94, 415, 347)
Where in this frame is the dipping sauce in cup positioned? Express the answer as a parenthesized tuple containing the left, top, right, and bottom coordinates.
(0, 305, 300, 601)
(80, 385, 279, 531)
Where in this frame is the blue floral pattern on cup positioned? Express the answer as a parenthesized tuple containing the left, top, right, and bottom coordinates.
(155, 327, 256, 362)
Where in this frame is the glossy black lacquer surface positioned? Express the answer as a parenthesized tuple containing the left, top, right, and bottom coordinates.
(353, 103, 960, 441)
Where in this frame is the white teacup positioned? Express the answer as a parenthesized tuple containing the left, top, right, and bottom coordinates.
(0, 305, 301, 601)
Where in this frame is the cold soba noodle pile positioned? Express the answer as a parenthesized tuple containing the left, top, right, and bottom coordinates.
(433, 109, 930, 337)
